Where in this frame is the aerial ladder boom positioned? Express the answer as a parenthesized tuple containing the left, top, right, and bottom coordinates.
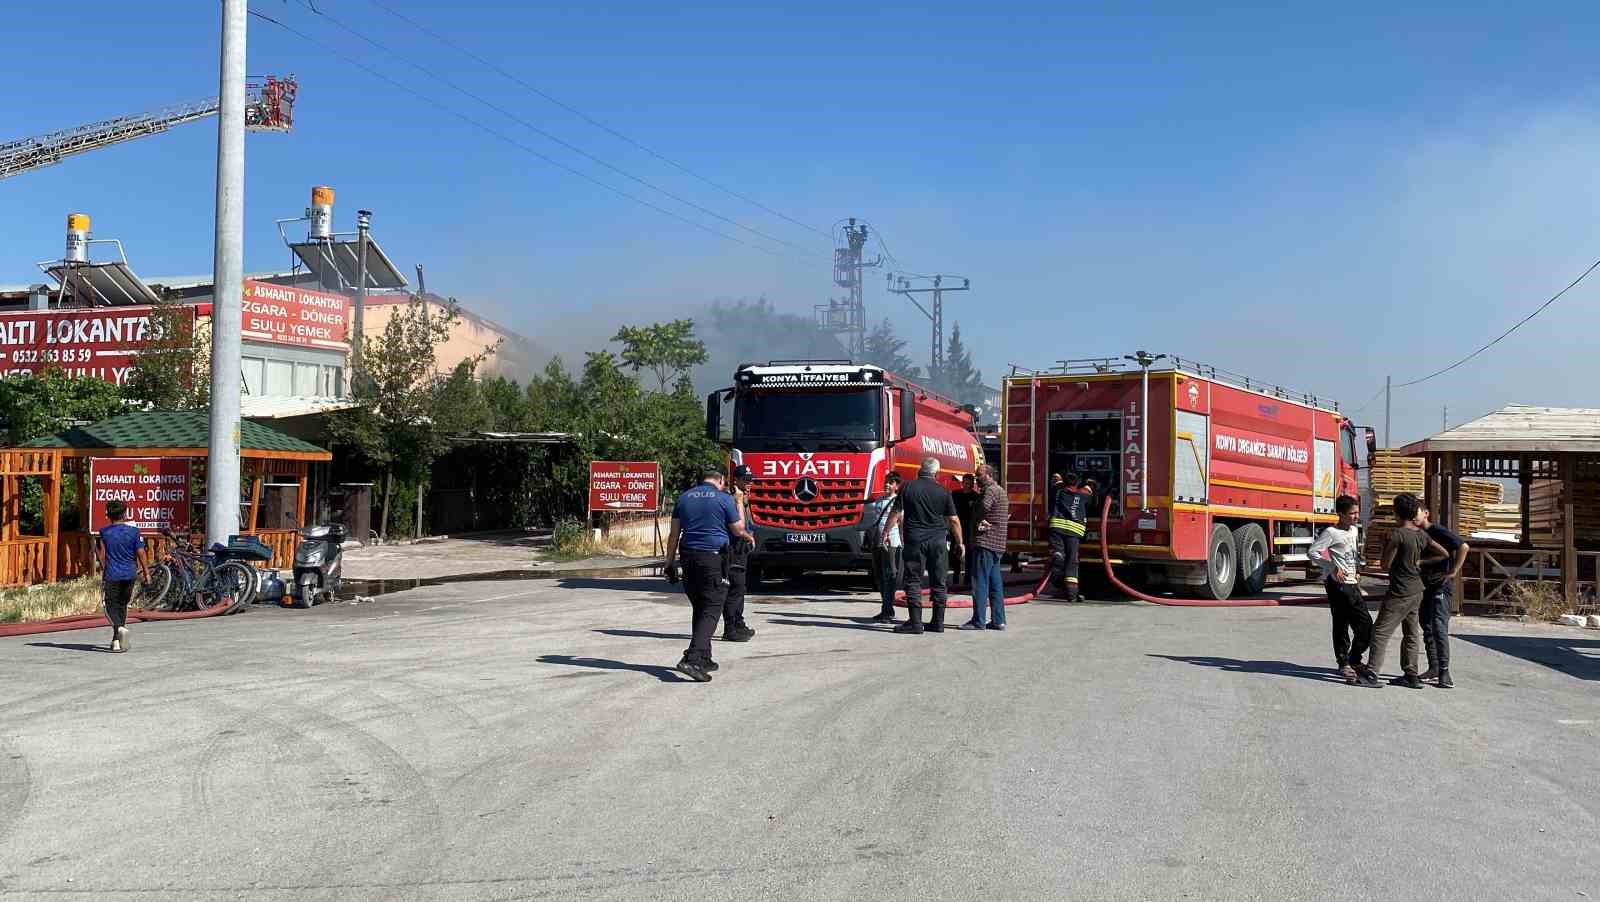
(0, 76, 295, 181)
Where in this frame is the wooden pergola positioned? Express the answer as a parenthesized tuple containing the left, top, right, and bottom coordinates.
(1399, 405, 1600, 612)
(0, 410, 331, 587)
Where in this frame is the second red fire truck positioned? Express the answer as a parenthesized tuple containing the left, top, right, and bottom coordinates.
(1002, 354, 1376, 600)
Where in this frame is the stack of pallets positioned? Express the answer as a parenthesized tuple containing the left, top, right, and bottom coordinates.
(1457, 479, 1505, 534)
(1363, 451, 1426, 565)
(1482, 502, 1521, 536)
(1528, 480, 1600, 547)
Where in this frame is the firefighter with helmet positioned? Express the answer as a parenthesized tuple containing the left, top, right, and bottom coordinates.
(1048, 472, 1089, 601)
(722, 465, 757, 642)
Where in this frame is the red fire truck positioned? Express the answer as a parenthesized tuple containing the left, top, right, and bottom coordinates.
(706, 361, 980, 584)
(1001, 354, 1375, 599)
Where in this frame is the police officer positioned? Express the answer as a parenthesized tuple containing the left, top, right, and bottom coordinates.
(722, 465, 757, 642)
(1048, 472, 1089, 601)
(664, 466, 751, 682)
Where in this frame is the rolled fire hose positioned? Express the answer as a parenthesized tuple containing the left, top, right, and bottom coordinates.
(0, 595, 240, 638)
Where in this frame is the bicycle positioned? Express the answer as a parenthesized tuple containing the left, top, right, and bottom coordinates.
(136, 530, 258, 614)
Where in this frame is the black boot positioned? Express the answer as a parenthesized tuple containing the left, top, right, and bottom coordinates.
(925, 601, 946, 633)
(894, 603, 925, 634)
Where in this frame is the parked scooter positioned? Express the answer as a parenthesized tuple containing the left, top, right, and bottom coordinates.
(289, 524, 346, 608)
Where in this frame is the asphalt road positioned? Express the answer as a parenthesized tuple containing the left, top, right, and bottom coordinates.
(2, 576, 1597, 901)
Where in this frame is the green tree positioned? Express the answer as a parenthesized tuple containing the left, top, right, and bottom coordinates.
(479, 375, 527, 431)
(432, 361, 494, 436)
(329, 297, 495, 538)
(522, 357, 579, 431)
(0, 370, 126, 445)
(863, 318, 922, 379)
(937, 322, 986, 407)
(124, 301, 209, 409)
(611, 319, 709, 391)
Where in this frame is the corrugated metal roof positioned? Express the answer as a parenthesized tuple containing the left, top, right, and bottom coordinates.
(240, 395, 359, 420)
(1400, 404, 1600, 454)
(451, 431, 574, 445)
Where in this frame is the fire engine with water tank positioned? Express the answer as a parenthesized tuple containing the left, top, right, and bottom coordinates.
(1001, 353, 1375, 600)
(706, 361, 980, 585)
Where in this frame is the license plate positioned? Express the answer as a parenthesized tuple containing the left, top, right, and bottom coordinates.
(785, 532, 827, 544)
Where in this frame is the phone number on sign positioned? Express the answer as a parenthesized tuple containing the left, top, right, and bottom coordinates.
(7, 348, 95, 364)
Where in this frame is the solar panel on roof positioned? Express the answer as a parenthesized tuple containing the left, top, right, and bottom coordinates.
(43, 261, 161, 306)
(288, 238, 407, 291)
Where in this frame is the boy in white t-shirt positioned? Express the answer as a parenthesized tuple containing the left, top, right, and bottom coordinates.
(1308, 495, 1371, 685)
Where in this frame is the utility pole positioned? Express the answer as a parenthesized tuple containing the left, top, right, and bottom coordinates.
(1443, 403, 1448, 433)
(887, 273, 971, 386)
(415, 263, 428, 328)
(351, 209, 371, 386)
(1384, 374, 1392, 449)
(814, 218, 882, 359)
(207, 0, 246, 544)
(414, 263, 427, 540)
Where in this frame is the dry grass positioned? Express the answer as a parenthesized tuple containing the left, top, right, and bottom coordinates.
(1506, 581, 1572, 622)
(594, 529, 660, 558)
(0, 577, 103, 624)
(546, 518, 661, 561)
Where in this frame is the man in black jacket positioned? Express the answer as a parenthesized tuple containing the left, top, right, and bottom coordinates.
(951, 473, 981, 584)
(884, 457, 964, 634)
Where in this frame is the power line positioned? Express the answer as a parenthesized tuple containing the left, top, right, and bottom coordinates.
(247, 9, 810, 264)
(281, 2, 823, 261)
(1347, 384, 1387, 416)
(1346, 254, 1600, 418)
(1395, 256, 1600, 388)
(361, 0, 835, 244)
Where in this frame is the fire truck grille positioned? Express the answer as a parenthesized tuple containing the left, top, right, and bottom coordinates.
(748, 478, 866, 530)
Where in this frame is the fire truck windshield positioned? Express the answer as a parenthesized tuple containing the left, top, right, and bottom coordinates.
(735, 388, 882, 443)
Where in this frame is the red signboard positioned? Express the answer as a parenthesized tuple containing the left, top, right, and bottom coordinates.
(89, 458, 193, 534)
(589, 461, 661, 511)
(0, 305, 192, 385)
(242, 279, 350, 351)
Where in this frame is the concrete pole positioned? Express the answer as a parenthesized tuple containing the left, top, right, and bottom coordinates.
(352, 210, 371, 386)
(1383, 374, 1392, 449)
(207, 0, 246, 543)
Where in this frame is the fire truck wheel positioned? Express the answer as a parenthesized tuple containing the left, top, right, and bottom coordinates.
(1196, 524, 1237, 600)
(1232, 524, 1270, 596)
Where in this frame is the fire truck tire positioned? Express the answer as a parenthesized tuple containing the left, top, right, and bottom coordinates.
(1232, 524, 1270, 595)
(1196, 524, 1237, 600)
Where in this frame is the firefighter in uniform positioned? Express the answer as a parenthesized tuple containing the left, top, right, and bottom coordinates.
(722, 465, 757, 642)
(1048, 472, 1089, 601)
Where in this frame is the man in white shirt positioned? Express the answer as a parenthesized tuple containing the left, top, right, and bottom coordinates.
(869, 472, 905, 624)
(1308, 495, 1371, 685)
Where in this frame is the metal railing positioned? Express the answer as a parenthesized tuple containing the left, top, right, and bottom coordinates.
(1011, 354, 1342, 412)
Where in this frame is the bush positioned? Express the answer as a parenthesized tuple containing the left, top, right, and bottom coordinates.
(1507, 581, 1570, 622)
(552, 518, 592, 557)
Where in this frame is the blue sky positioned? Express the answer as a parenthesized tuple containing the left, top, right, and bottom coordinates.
(4, 1, 1600, 443)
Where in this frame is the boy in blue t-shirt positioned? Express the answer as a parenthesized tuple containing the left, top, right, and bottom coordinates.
(97, 500, 151, 653)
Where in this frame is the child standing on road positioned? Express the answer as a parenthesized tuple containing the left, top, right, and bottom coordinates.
(1364, 493, 1448, 688)
(96, 500, 150, 654)
(1308, 495, 1370, 684)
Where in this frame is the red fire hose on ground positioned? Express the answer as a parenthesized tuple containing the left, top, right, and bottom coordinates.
(0, 597, 238, 639)
(1094, 497, 1326, 607)
(892, 561, 1051, 609)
